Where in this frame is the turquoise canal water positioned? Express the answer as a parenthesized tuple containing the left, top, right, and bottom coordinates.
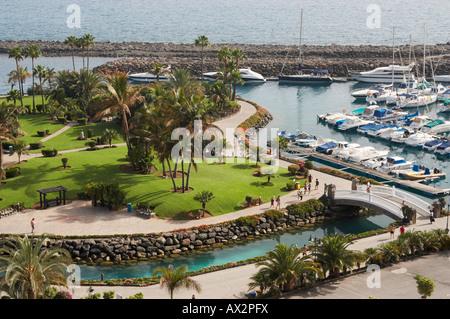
(79, 213, 393, 280)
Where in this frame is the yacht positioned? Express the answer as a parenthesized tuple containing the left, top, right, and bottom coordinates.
(349, 64, 415, 83)
(404, 132, 435, 148)
(315, 141, 339, 154)
(366, 124, 400, 137)
(423, 139, 448, 151)
(434, 141, 450, 155)
(203, 68, 266, 82)
(376, 156, 413, 173)
(127, 71, 169, 82)
(379, 128, 406, 140)
(438, 88, 450, 99)
(408, 116, 431, 131)
(395, 93, 437, 108)
(351, 84, 393, 99)
(436, 99, 450, 113)
(338, 118, 373, 131)
(420, 119, 450, 134)
(391, 129, 415, 144)
(347, 146, 389, 163)
(330, 142, 360, 157)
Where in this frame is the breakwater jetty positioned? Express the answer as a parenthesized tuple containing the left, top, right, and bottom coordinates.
(1, 40, 449, 78)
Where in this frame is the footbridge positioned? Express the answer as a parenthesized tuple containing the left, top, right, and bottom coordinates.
(332, 185, 431, 220)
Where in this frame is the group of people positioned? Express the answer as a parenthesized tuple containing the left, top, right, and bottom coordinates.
(270, 175, 320, 209)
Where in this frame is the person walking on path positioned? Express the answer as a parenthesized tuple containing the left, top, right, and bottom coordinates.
(31, 218, 35, 233)
(315, 178, 319, 190)
(276, 195, 281, 209)
(304, 182, 308, 194)
(308, 182, 311, 194)
(270, 196, 275, 208)
(308, 174, 312, 184)
(297, 189, 303, 201)
(399, 225, 405, 236)
(389, 225, 395, 238)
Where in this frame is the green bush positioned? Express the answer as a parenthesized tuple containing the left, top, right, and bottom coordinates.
(103, 291, 115, 299)
(2, 141, 17, 150)
(5, 167, 20, 179)
(245, 195, 261, 206)
(304, 161, 314, 169)
(87, 128, 94, 138)
(41, 148, 58, 157)
(36, 104, 44, 113)
(288, 164, 300, 175)
(236, 215, 259, 227)
(263, 209, 284, 221)
(29, 141, 43, 150)
(77, 118, 88, 125)
(57, 117, 66, 123)
(285, 199, 324, 217)
(37, 130, 46, 137)
(286, 181, 295, 190)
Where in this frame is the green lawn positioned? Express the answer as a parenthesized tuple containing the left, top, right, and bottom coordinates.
(35, 121, 124, 152)
(0, 146, 297, 219)
(17, 113, 67, 146)
(0, 95, 48, 108)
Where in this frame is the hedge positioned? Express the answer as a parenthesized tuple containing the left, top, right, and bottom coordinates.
(41, 148, 58, 157)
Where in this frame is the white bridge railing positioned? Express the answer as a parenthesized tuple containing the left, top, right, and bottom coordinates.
(356, 185, 430, 214)
(335, 190, 404, 219)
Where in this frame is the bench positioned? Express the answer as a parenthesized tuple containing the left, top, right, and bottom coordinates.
(45, 197, 61, 208)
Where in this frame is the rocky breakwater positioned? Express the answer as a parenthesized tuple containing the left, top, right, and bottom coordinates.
(1, 40, 448, 78)
(0, 206, 351, 264)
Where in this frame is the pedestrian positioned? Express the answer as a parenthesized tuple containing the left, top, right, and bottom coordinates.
(315, 178, 319, 190)
(308, 174, 312, 184)
(270, 196, 275, 208)
(304, 181, 308, 194)
(297, 189, 303, 201)
(389, 225, 395, 238)
(31, 218, 35, 233)
(308, 182, 311, 194)
(366, 181, 371, 193)
(192, 294, 196, 299)
(276, 195, 281, 209)
(430, 212, 435, 224)
(400, 225, 405, 235)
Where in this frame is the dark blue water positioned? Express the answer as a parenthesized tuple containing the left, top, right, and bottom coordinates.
(0, 0, 448, 45)
(79, 213, 393, 280)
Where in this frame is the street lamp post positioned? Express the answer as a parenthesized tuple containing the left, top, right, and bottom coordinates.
(445, 198, 449, 233)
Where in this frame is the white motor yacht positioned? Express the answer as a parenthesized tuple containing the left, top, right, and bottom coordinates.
(436, 99, 450, 113)
(379, 128, 406, 140)
(408, 116, 432, 131)
(351, 84, 393, 99)
(376, 156, 413, 173)
(349, 64, 415, 83)
(404, 132, 436, 148)
(204, 68, 266, 82)
(420, 119, 450, 134)
(396, 93, 437, 108)
(391, 129, 415, 144)
(434, 140, 450, 155)
(347, 146, 389, 163)
(338, 118, 373, 131)
(423, 139, 448, 151)
(367, 124, 400, 137)
(330, 142, 361, 157)
(127, 71, 169, 82)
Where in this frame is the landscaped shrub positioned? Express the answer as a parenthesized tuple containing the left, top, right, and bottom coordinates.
(304, 161, 314, 170)
(2, 141, 16, 150)
(41, 148, 58, 157)
(245, 196, 261, 206)
(37, 130, 46, 137)
(288, 164, 300, 175)
(77, 118, 88, 125)
(87, 128, 94, 138)
(61, 157, 69, 168)
(86, 182, 126, 210)
(262, 209, 284, 221)
(286, 181, 295, 190)
(102, 291, 115, 299)
(236, 215, 259, 227)
(29, 141, 43, 150)
(36, 104, 44, 113)
(285, 199, 324, 217)
(5, 167, 20, 179)
(57, 117, 66, 123)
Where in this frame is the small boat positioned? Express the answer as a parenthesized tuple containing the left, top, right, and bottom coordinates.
(351, 84, 393, 99)
(315, 141, 339, 154)
(423, 138, 448, 151)
(330, 142, 360, 157)
(338, 118, 373, 131)
(379, 128, 406, 140)
(435, 75, 450, 82)
(392, 164, 424, 177)
(420, 119, 450, 134)
(349, 64, 415, 83)
(347, 146, 389, 163)
(127, 70, 169, 82)
(375, 156, 413, 173)
(367, 124, 400, 137)
(401, 167, 446, 180)
(408, 115, 432, 131)
(404, 132, 436, 148)
(434, 140, 450, 155)
(396, 93, 437, 108)
(390, 129, 414, 144)
(436, 98, 450, 113)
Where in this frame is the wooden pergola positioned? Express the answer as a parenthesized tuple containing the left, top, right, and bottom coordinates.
(37, 186, 67, 209)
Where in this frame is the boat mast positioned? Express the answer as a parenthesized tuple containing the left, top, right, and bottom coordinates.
(392, 26, 395, 87)
(407, 34, 412, 93)
(423, 23, 426, 81)
(298, 8, 303, 75)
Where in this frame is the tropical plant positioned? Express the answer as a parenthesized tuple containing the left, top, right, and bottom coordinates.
(193, 190, 215, 217)
(0, 235, 73, 299)
(6, 89, 21, 108)
(13, 140, 29, 163)
(152, 264, 202, 299)
(24, 44, 42, 113)
(102, 128, 120, 148)
(64, 36, 78, 71)
(8, 47, 24, 107)
(414, 274, 435, 299)
(0, 104, 19, 183)
(150, 62, 170, 82)
(194, 35, 210, 80)
(82, 34, 95, 71)
(313, 233, 357, 278)
(251, 243, 323, 296)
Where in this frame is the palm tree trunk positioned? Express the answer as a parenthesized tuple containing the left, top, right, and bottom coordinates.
(166, 159, 177, 192)
(122, 110, 134, 171)
(0, 140, 3, 184)
(40, 78, 45, 111)
(71, 45, 75, 71)
(173, 157, 178, 177)
(87, 46, 90, 71)
(161, 159, 166, 177)
(186, 162, 192, 190)
(32, 58, 36, 113)
(181, 156, 185, 193)
(16, 60, 23, 108)
(82, 47, 85, 69)
(201, 47, 204, 80)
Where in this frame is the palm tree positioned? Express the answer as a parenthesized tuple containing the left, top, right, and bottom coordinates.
(0, 104, 19, 183)
(252, 243, 323, 295)
(313, 233, 357, 278)
(152, 264, 201, 299)
(167, 68, 202, 97)
(149, 62, 170, 82)
(33, 65, 48, 111)
(17, 66, 31, 98)
(102, 128, 120, 148)
(8, 47, 24, 108)
(91, 72, 144, 170)
(194, 35, 210, 80)
(13, 140, 29, 163)
(64, 36, 78, 71)
(216, 46, 232, 70)
(24, 45, 42, 113)
(0, 235, 73, 299)
(193, 190, 214, 218)
(82, 34, 95, 71)
(229, 69, 244, 101)
(76, 37, 86, 70)
(6, 89, 21, 108)
(75, 69, 103, 112)
(231, 48, 245, 70)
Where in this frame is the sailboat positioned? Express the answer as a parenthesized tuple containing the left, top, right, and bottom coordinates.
(278, 9, 333, 84)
